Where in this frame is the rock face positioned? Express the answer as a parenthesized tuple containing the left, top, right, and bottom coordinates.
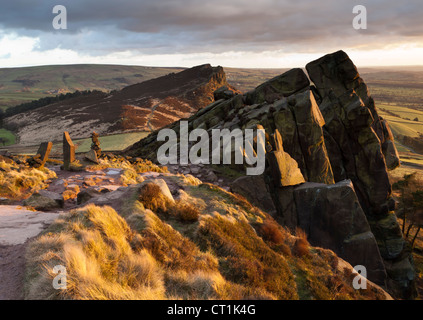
(125, 51, 414, 299)
(293, 180, 387, 285)
(265, 129, 306, 187)
(230, 175, 277, 216)
(306, 51, 413, 298)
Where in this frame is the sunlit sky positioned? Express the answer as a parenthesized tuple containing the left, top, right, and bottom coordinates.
(1, 0, 422, 68)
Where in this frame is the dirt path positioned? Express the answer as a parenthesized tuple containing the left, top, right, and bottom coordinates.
(0, 243, 27, 300)
(0, 205, 60, 300)
(0, 167, 127, 300)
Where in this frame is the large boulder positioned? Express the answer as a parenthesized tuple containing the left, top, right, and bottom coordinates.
(24, 190, 64, 211)
(293, 180, 387, 286)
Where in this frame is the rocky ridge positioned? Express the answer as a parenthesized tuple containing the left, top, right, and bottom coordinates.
(125, 51, 415, 299)
(4, 64, 233, 146)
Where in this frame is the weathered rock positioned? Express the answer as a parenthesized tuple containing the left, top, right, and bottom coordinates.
(272, 99, 309, 180)
(380, 118, 400, 170)
(142, 179, 174, 202)
(24, 190, 64, 211)
(288, 91, 334, 184)
(305, 51, 412, 297)
(265, 129, 305, 187)
(37, 142, 53, 164)
(245, 68, 310, 104)
(213, 86, 239, 100)
(293, 180, 387, 286)
(124, 51, 413, 298)
(230, 175, 277, 215)
(28, 142, 52, 168)
(384, 257, 416, 299)
(63, 131, 75, 170)
(85, 149, 99, 164)
(306, 50, 400, 171)
(204, 170, 218, 183)
(77, 188, 102, 205)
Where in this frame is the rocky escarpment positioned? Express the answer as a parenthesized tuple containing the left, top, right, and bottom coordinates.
(4, 64, 234, 146)
(125, 51, 415, 299)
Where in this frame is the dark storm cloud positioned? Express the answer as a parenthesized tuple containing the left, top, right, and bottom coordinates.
(0, 0, 422, 54)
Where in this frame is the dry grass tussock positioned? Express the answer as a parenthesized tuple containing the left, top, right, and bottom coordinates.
(26, 203, 230, 300)
(138, 182, 200, 222)
(25, 204, 165, 300)
(293, 228, 310, 258)
(0, 161, 57, 199)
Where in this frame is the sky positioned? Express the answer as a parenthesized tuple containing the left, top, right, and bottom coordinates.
(0, 0, 422, 68)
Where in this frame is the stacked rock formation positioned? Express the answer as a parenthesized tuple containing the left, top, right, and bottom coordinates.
(90, 131, 101, 158)
(125, 51, 415, 299)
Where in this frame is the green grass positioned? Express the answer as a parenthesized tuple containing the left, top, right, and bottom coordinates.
(71, 132, 150, 153)
(376, 103, 423, 141)
(0, 128, 16, 146)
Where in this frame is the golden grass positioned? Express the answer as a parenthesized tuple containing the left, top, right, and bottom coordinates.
(25, 175, 391, 300)
(197, 214, 298, 300)
(0, 161, 57, 199)
(293, 228, 310, 258)
(25, 204, 165, 300)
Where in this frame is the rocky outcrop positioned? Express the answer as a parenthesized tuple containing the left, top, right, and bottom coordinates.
(306, 51, 413, 298)
(125, 51, 414, 298)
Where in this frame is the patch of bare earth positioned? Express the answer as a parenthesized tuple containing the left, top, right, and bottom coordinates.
(0, 243, 26, 300)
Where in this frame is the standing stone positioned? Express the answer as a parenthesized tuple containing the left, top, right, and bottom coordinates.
(63, 132, 75, 170)
(28, 141, 52, 168)
(37, 142, 53, 164)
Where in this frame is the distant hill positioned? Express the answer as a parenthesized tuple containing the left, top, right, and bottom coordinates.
(3, 64, 229, 145)
(0, 64, 185, 110)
